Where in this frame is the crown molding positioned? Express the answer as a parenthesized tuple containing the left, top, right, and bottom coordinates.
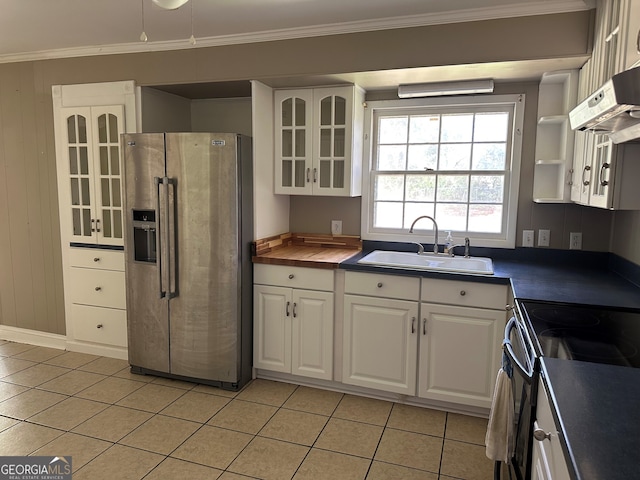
(0, 0, 592, 65)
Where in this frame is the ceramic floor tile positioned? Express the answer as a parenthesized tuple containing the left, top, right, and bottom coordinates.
(208, 399, 277, 434)
(445, 413, 488, 445)
(160, 390, 229, 423)
(0, 416, 18, 432)
(440, 439, 494, 480)
(0, 381, 29, 402)
(387, 404, 446, 437)
(192, 383, 240, 398)
(37, 369, 106, 395)
(366, 461, 439, 480)
(2, 363, 70, 387)
(30, 432, 112, 470)
(171, 425, 253, 470)
(0, 357, 36, 377)
(0, 343, 38, 357)
(0, 388, 68, 420)
(283, 386, 344, 416)
(12, 346, 65, 363)
(218, 473, 258, 480)
(71, 405, 153, 442)
(113, 367, 155, 383)
(74, 444, 163, 480)
(75, 376, 145, 404)
(227, 436, 309, 480)
(314, 417, 383, 458)
(44, 351, 100, 369)
(119, 414, 200, 455)
(0, 422, 63, 455)
(145, 457, 223, 480)
(259, 408, 328, 446)
(333, 394, 393, 426)
(116, 383, 185, 413)
(78, 356, 129, 376)
(28, 396, 108, 430)
(236, 379, 297, 406)
(374, 428, 442, 473)
(293, 448, 370, 480)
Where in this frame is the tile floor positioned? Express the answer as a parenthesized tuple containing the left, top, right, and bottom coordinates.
(0, 341, 495, 480)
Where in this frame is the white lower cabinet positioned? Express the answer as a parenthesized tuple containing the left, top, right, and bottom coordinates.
(532, 379, 571, 480)
(253, 264, 334, 380)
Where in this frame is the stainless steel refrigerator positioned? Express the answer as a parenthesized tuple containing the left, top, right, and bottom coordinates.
(122, 132, 253, 391)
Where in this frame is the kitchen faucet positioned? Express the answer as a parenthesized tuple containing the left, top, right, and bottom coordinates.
(447, 237, 471, 258)
(408, 215, 439, 255)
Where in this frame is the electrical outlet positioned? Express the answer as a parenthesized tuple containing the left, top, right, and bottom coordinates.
(538, 229, 550, 247)
(570, 232, 582, 250)
(331, 220, 342, 235)
(523, 230, 534, 247)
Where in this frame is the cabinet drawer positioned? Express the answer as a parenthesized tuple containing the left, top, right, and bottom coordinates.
(69, 248, 124, 271)
(69, 268, 126, 309)
(71, 304, 127, 347)
(345, 271, 420, 301)
(421, 278, 507, 310)
(254, 264, 334, 291)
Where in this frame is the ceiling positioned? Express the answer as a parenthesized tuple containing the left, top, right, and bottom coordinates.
(0, 0, 595, 97)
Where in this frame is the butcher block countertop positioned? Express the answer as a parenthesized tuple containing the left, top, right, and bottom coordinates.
(252, 233, 361, 269)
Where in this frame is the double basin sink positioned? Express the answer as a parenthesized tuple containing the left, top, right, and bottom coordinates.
(357, 250, 494, 275)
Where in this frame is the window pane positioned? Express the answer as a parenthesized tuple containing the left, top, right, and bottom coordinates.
(437, 175, 469, 202)
(98, 114, 107, 143)
(377, 145, 406, 170)
(294, 130, 305, 157)
(334, 128, 345, 157)
(109, 114, 118, 143)
(113, 209, 123, 238)
(334, 96, 346, 125)
(408, 145, 438, 171)
(80, 147, 89, 175)
(406, 175, 435, 202)
(112, 179, 121, 207)
(441, 114, 473, 142)
(320, 97, 332, 125)
(100, 146, 108, 175)
(440, 144, 471, 170)
(282, 130, 292, 157)
(282, 160, 292, 187)
(110, 146, 120, 175)
(320, 128, 331, 157)
(470, 175, 504, 203)
(282, 98, 292, 127)
(77, 116, 87, 143)
(404, 203, 435, 229)
(102, 210, 112, 238)
(334, 160, 345, 188)
(435, 203, 468, 231)
(379, 117, 408, 144)
(294, 160, 306, 187)
(474, 112, 509, 142)
(319, 160, 330, 188)
(472, 143, 506, 170)
(409, 115, 440, 143)
(295, 98, 305, 126)
(374, 202, 403, 228)
(69, 148, 78, 175)
(469, 204, 503, 232)
(67, 116, 77, 143)
(374, 175, 404, 201)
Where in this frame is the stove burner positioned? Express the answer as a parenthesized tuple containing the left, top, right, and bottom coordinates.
(527, 306, 601, 327)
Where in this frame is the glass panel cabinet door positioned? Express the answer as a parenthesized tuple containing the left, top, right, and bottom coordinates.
(274, 90, 313, 194)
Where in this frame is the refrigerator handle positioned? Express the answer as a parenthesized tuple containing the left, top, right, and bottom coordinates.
(165, 177, 177, 299)
(155, 177, 166, 299)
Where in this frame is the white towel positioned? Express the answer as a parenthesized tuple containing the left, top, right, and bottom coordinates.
(485, 367, 514, 463)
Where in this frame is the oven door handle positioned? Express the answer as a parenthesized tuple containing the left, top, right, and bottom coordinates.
(503, 317, 534, 383)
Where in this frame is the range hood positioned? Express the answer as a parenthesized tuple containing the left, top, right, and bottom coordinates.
(569, 66, 640, 144)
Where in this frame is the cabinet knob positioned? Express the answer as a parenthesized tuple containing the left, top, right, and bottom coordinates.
(460, 290, 466, 296)
(377, 282, 383, 288)
(95, 286, 102, 291)
(288, 274, 294, 279)
(93, 257, 100, 262)
(533, 428, 551, 442)
(96, 324, 103, 329)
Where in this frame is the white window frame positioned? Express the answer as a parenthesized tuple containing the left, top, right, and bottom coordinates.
(361, 94, 524, 248)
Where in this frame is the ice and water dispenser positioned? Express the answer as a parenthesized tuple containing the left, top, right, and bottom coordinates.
(132, 210, 157, 263)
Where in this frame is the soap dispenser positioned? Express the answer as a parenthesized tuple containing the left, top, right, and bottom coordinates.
(444, 231, 454, 254)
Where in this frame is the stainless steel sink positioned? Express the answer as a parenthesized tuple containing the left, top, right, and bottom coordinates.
(357, 250, 494, 275)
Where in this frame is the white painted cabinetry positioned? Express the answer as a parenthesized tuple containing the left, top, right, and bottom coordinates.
(419, 278, 506, 408)
(342, 271, 420, 395)
(274, 85, 364, 196)
(532, 378, 571, 480)
(253, 264, 334, 380)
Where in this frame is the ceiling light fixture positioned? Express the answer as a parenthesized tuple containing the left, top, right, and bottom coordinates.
(152, 0, 190, 9)
(398, 79, 495, 98)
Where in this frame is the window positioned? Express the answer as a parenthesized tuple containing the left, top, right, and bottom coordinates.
(362, 94, 524, 248)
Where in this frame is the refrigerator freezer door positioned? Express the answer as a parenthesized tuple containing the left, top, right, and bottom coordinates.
(123, 133, 171, 373)
(165, 133, 242, 382)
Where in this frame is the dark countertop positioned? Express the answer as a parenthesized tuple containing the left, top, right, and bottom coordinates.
(541, 357, 640, 480)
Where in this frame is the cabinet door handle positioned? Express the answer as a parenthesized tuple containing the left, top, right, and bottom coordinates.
(91, 219, 96, 232)
(411, 317, 416, 334)
(599, 162, 610, 187)
(95, 286, 102, 291)
(293, 302, 297, 318)
(96, 324, 103, 329)
(423, 318, 427, 335)
(377, 282, 383, 288)
(533, 428, 551, 442)
(460, 290, 466, 296)
(313, 168, 317, 183)
(95, 219, 101, 233)
(288, 274, 294, 279)
(582, 165, 591, 186)
(93, 257, 100, 262)
(285, 301, 290, 317)
(306, 168, 310, 183)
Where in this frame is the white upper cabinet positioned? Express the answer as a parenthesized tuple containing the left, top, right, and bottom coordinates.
(274, 85, 364, 196)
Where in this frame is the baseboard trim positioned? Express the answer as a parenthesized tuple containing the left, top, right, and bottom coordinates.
(0, 326, 67, 350)
(65, 341, 128, 360)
